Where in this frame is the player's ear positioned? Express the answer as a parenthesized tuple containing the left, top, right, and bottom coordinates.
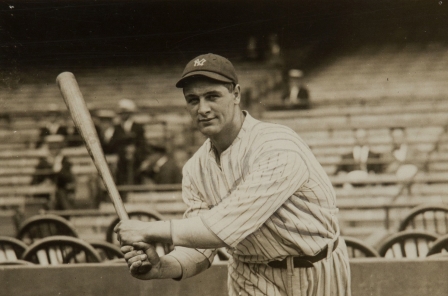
(233, 84, 241, 105)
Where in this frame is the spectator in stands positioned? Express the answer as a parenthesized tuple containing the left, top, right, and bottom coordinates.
(93, 109, 117, 155)
(244, 36, 259, 61)
(92, 109, 119, 206)
(0, 114, 11, 130)
(384, 127, 422, 179)
(138, 140, 182, 185)
(282, 69, 310, 109)
(36, 104, 68, 148)
(336, 128, 384, 188)
(110, 99, 147, 186)
(31, 135, 76, 210)
(65, 117, 84, 147)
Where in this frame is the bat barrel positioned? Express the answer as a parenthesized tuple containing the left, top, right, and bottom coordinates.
(56, 72, 129, 221)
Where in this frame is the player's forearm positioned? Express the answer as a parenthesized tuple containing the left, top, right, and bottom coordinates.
(171, 217, 226, 248)
(141, 217, 225, 248)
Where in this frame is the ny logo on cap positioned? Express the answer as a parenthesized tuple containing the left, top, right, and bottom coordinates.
(194, 58, 206, 66)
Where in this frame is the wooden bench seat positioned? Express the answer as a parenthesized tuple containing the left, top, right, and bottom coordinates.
(262, 98, 448, 120)
(267, 112, 448, 133)
(330, 172, 448, 186)
(0, 185, 55, 197)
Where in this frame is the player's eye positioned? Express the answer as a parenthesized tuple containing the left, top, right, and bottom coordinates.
(207, 94, 219, 100)
(187, 98, 199, 105)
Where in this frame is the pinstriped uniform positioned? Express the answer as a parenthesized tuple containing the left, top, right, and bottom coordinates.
(179, 112, 351, 295)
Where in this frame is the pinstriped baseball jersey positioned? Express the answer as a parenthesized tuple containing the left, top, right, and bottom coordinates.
(182, 112, 340, 262)
(176, 111, 350, 295)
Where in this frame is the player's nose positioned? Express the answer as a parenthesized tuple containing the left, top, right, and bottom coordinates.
(197, 98, 211, 115)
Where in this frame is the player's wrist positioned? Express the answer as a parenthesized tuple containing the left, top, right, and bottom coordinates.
(144, 220, 173, 244)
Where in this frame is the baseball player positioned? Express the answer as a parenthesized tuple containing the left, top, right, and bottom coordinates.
(115, 53, 351, 296)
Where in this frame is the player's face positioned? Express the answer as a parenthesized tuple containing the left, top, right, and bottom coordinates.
(391, 128, 405, 145)
(183, 78, 241, 139)
(119, 112, 132, 121)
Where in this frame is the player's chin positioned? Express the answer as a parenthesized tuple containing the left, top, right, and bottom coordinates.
(198, 125, 220, 137)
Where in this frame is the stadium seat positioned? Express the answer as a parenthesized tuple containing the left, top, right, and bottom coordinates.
(343, 236, 380, 258)
(17, 214, 79, 245)
(0, 236, 28, 262)
(0, 259, 35, 266)
(426, 234, 448, 257)
(21, 236, 102, 265)
(398, 203, 448, 235)
(378, 230, 438, 258)
(88, 240, 124, 261)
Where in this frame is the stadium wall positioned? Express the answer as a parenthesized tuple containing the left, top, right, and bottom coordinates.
(1, 259, 448, 296)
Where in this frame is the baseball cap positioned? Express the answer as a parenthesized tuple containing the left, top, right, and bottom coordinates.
(94, 109, 116, 119)
(288, 69, 304, 78)
(117, 99, 137, 113)
(175, 53, 238, 88)
(44, 134, 65, 143)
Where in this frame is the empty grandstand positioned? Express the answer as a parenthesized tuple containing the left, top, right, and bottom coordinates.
(1, 0, 448, 295)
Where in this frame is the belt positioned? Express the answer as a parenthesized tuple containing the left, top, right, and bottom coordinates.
(268, 238, 339, 269)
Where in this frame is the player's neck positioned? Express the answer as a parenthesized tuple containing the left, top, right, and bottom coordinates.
(210, 111, 245, 157)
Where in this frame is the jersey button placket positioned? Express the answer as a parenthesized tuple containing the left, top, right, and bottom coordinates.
(220, 151, 232, 192)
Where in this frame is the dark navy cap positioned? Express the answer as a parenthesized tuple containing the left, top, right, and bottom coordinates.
(176, 53, 238, 88)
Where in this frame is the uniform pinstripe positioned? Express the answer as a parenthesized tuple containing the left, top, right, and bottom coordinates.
(176, 112, 351, 295)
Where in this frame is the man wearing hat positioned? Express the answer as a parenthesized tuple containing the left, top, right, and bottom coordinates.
(137, 139, 182, 185)
(282, 69, 310, 109)
(109, 99, 147, 187)
(93, 109, 117, 155)
(32, 134, 75, 210)
(36, 104, 68, 148)
(115, 53, 351, 296)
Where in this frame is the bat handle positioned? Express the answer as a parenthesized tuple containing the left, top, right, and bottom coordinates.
(137, 259, 152, 274)
(120, 216, 152, 274)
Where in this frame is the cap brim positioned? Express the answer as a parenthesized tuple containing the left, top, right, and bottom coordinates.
(117, 109, 136, 114)
(175, 71, 234, 88)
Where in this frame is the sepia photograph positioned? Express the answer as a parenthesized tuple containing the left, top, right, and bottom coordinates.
(1, 0, 448, 295)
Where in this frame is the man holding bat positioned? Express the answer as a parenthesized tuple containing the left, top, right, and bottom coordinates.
(114, 53, 351, 296)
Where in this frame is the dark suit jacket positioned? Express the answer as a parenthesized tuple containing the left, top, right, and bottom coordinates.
(95, 124, 115, 155)
(336, 148, 384, 175)
(36, 125, 68, 148)
(109, 121, 147, 185)
(139, 153, 182, 185)
(31, 155, 75, 210)
(282, 86, 310, 109)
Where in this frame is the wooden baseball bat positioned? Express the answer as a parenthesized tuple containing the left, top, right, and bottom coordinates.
(56, 72, 151, 273)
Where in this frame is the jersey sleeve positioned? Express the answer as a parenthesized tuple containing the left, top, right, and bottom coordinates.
(201, 138, 310, 248)
(170, 165, 216, 277)
(167, 246, 213, 280)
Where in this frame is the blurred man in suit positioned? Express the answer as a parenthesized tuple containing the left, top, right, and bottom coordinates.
(138, 140, 182, 185)
(110, 99, 147, 186)
(65, 117, 84, 147)
(336, 128, 384, 188)
(36, 104, 68, 148)
(385, 127, 423, 179)
(282, 69, 310, 109)
(32, 135, 75, 210)
(336, 128, 384, 175)
(93, 109, 117, 155)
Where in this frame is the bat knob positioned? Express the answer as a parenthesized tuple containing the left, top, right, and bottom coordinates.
(137, 261, 152, 274)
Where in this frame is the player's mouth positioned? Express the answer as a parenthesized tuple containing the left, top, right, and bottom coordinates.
(198, 117, 215, 123)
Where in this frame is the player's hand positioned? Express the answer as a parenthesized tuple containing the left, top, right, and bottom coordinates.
(121, 242, 161, 280)
(114, 220, 151, 246)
